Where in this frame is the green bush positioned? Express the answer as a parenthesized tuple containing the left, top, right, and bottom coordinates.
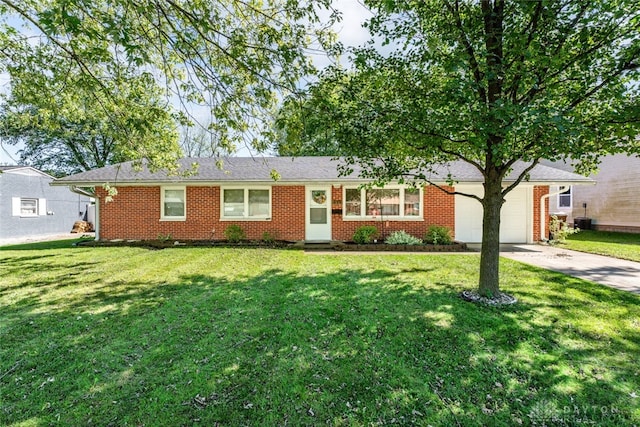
(549, 215, 579, 245)
(424, 225, 453, 245)
(224, 224, 246, 243)
(352, 226, 379, 244)
(385, 230, 423, 245)
(262, 231, 277, 244)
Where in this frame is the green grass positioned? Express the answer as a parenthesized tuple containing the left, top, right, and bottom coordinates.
(564, 230, 640, 262)
(1, 242, 639, 426)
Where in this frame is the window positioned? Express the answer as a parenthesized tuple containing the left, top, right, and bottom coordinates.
(343, 186, 422, 219)
(12, 197, 45, 217)
(161, 187, 186, 220)
(345, 188, 361, 216)
(558, 186, 572, 209)
(222, 187, 271, 219)
(21, 198, 38, 216)
(366, 189, 400, 216)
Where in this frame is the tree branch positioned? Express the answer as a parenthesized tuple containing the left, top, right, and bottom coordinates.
(445, 0, 487, 103)
(502, 158, 540, 196)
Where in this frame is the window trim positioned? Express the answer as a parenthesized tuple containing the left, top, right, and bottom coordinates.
(342, 186, 423, 221)
(220, 186, 272, 221)
(557, 186, 572, 210)
(160, 186, 186, 221)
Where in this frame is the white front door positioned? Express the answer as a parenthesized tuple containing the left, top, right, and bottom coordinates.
(305, 186, 332, 241)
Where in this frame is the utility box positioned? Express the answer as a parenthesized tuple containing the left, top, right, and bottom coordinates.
(574, 217, 592, 230)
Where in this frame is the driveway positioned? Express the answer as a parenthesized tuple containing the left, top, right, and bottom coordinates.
(498, 244, 640, 295)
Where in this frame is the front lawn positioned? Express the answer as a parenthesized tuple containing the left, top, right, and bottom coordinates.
(1, 243, 638, 426)
(564, 230, 640, 262)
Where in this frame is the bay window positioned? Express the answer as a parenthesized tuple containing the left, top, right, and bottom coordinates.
(344, 186, 422, 219)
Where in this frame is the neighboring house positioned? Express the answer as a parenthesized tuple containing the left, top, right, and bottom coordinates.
(0, 166, 92, 241)
(548, 154, 640, 233)
(52, 157, 592, 243)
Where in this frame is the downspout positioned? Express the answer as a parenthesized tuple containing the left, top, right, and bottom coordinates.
(539, 185, 568, 241)
(69, 186, 99, 241)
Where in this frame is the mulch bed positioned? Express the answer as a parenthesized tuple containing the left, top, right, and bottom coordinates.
(460, 290, 518, 305)
(334, 242, 468, 252)
(77, 240, 469, 252)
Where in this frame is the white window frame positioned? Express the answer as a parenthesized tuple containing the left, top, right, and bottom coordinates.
(160, 186, 186, 221)
(342, 186, 423, 220)
(220, 186, 272, 221)
(12, 197, 46, 217)
(20, 198, 38, 217)
(557, 186, 572, 209)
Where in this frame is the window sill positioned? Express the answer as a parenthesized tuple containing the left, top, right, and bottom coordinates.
(220, 217, 272, 222)
(341, 216, 424, 222)
(160, 217, 186, 222)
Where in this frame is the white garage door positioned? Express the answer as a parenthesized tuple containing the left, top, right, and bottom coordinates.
(455, 186, 531, 243)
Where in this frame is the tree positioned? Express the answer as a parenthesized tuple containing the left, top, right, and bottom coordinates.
(274, 94, 345, 156)
(282, 0, 640, 299)
(0, 56, 181, 176)
(179, 123, 233, 158)
(0, 0, 337, 170)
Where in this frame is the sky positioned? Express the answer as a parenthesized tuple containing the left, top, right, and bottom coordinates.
(0, 1, 373, 165)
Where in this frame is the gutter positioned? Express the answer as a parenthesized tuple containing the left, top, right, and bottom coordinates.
(69, 185, 95, 198)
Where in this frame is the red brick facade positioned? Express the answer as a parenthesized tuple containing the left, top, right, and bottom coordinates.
(97, 186, 307, 241)
(330, 185, 455, 241)
(96, 183, 546, 242)
(533, 185, 550, 241)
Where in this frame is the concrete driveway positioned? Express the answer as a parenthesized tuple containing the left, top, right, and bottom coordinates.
(498, 244, 640, 295)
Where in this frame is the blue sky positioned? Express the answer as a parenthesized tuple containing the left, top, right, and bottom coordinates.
(0, 1, 372, 165)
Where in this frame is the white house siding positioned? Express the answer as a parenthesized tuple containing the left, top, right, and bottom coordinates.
(549, 154, 640, 232)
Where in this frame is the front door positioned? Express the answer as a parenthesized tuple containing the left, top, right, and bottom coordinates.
(305, 186, 332, 241)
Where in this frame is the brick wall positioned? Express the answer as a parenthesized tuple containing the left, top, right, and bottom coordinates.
(96, 185, 305, 241)
(330, 185, 455, 241)
(533, 185, 549, 242)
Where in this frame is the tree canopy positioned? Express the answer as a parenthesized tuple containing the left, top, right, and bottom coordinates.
(0, 0, 337, 170)
(0, 56, 180, 176)
(279, 0, 640, 298)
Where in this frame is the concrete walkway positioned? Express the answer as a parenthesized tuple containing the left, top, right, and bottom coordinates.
(498, 244, 640, 295)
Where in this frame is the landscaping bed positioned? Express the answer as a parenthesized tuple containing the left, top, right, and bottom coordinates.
(78, 239, 468, 252)
(77, 239, 295, 250)
(334, 241, 468, 252)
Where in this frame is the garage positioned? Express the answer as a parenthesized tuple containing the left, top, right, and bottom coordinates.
(454, 185, 532, 243)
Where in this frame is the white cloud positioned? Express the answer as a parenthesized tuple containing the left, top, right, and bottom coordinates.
(333, 0, 373, 47)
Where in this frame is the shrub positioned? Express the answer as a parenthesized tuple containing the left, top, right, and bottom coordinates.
(224, 224, 246, 243)
(262, 231, 277, 244)
(353, 226, 379, 244)
(385, 230, 422, 245)
(424, 225, 453, 245)
(549, 215, 579, 245)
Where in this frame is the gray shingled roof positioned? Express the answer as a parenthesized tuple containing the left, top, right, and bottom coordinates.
(52, 156, 593, 186)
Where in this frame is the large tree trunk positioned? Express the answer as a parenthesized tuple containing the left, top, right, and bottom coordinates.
(478, 176, 505, 297)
